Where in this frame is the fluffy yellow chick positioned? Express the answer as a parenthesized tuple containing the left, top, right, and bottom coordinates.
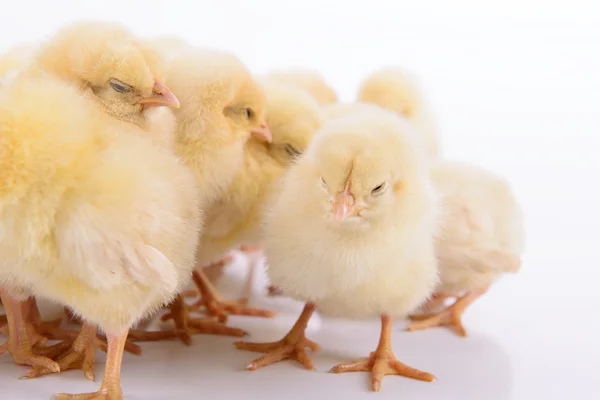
(0, 74, 200, 398)
(190, 79, 322, 310)
(31, 20, 179, 149)
(235, 107, 439, 392)
(9, 21, 184, 375)
(139, 46, 273, 344)
(264, 68, 337, 105)
(406, 161, 524, 336)
(0, 43, 37, 79)
(358, 67, 440, 160)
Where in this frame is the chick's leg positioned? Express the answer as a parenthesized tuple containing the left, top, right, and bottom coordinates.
(51, 331, 127, 400)
(235, 302, 319, 370)
(330, 314, 435, 392)
(129, 295, 247, 346)
(189, 268, 275, 322)
(0, 289, 60, 373)
(405, 288, 488, 337)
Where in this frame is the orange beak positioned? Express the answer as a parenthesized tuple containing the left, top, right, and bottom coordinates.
(332, 184, 355, 222)
(139, 78, 180, 109)
(250, 123, 273, 143)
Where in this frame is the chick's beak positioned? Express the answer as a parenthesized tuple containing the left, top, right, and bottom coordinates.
(332, 189, 355, 222)
(139, 78, 180, 109)
(251, 123, 273, 143)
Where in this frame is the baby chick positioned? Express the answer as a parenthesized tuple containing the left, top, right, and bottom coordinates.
(138, 46, 273, 344)
(0, 73, 200, 399)
(264, 68, 337, 105)
(190, 79, 322, 309)
(15, 20, 181, 376)
(235, 107, 439, 392)
(358, 67, 440, 160)
(406, 161, 524, 336)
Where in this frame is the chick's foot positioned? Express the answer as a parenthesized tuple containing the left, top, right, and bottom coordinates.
(405, 288, 488, 337)
(0, 291, 60, 374)
(51, 331, 128, 400)
(189, 269, 275, 322)
(330, 314, 435, 392)
(235, 302, 318, 370)
(26, 322, 103, 381)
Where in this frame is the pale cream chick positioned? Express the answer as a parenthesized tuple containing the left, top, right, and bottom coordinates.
(319, 102, 383, 123)
(358, 67, 440, 160)
(235, 107, 439, 392)
(264, 68, 337, 105)
(0, 43, 37, 79)
(142, 46, 274, 343)
(406, 161, 524, 336)
(0, 75, 200, 399)
(31, 21, 180, 149)
(9, 21, 183, 375)
(192, 80, 322, 308)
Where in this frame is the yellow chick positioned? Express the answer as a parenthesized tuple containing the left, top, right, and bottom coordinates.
(0, 73, 200, 399)
(406, 161, 524, 336)
(11, 21, 183, 376)
(264, 68, 337, 105)
(235, 107, 439, 392)
(191, 79, 322, 310)
(358, 67, 441, 160)
(31, 20, 179, 149)
(138, 46, 273, 344)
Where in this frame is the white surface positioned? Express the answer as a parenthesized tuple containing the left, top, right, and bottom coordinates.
(1, 1, 600, 399)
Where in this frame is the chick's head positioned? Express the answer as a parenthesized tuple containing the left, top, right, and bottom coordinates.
(357, 67, 425, 118)
(166, 49, 270, 145)
(260, 79, 322, 166)
(303, 108, 431, 230)
(264, 68, 337, 105)
(34, 21, 180, 127)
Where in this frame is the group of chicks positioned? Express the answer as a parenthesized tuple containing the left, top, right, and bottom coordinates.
(0, 19, 525, 399)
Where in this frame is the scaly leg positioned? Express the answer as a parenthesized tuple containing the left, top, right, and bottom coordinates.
(51, 331, 128, 400)
(235, 302, 318, 370)
(405, 288, 488, 337)
(330, 314, 435, 392)
(182, 257, 232, 299)
(188, 269, 274, 323)
(0, 289, 60, 374)
(129, 295, 247, 346)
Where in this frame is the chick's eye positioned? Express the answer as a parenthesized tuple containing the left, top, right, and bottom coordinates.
(109, 79, 131, 94)
(371, 181, 389, 197)
(244, 108, 254, 119)
(284, 144, 302, 158)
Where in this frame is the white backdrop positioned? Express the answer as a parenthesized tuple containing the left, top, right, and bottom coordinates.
(1, 1, 599, 399)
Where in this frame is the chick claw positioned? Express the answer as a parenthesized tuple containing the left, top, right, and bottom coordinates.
(329, 351, 435, 392)
(406, 308, 467, 337)
(0, 340, 60, 377)
(25, 323, 106, 381)
(235, 337, 319, 371)
(189, 298, 275, 323)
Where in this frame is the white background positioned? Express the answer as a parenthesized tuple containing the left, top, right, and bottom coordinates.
(1, 1, 599, 399)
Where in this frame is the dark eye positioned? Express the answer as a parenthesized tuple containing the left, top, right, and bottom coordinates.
(371, 181, 389, 197)
(244, 108, 254, 119)
(284, 144, 302, 158)
(109, 79, 131, 93)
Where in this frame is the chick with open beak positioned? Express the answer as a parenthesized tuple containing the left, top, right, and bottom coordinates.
(139, 78, 180, 109)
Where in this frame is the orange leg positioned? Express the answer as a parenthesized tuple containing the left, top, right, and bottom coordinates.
(330, 314, 435, 392)
(128, 295, 247, 346)
(51, 331, 128, 400)
(405, 288, 488, 337)
(0, 289, 60, 374)
(188, 269, 274, 323)
(234, 302, 319, 370)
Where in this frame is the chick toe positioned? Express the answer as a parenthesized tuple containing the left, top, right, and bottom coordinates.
(235, 302, 318, 371)
(406, 289, 488, 337)
(330, 314, 435, 391)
